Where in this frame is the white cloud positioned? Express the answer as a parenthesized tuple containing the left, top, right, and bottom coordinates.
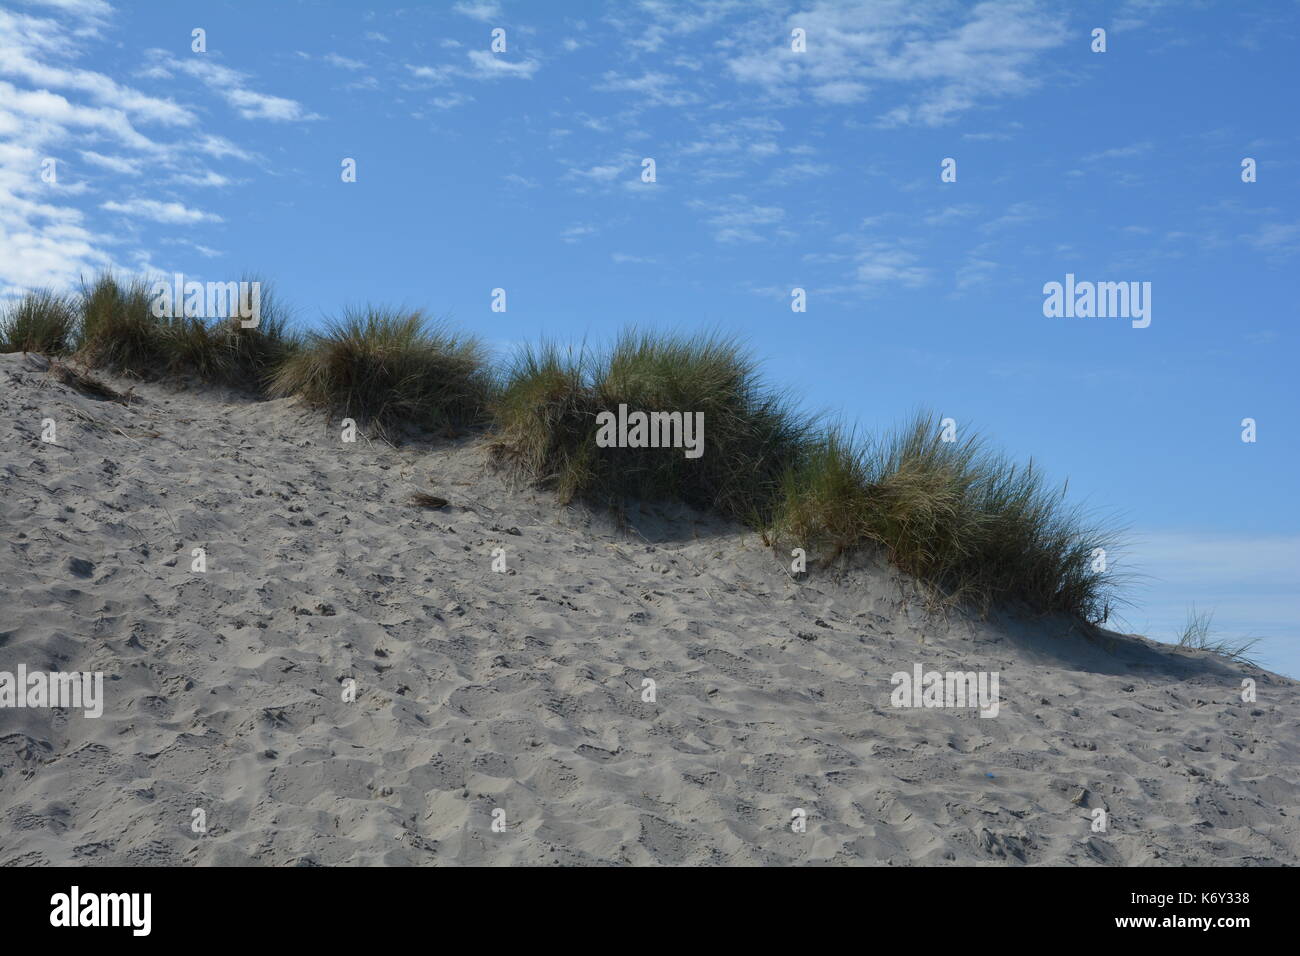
(146, 50, 318, 121)
(407, 64, 454, 84)
(453, 0, 502, 22)
(813, 80, 868, 104)
(1083, 141, 1154, 162)
(924, 204, 979, 226)
(101, 198, 222, 224)
(79, 149, 141, 175)
(324, 53, 366, 71)
(18, 0, 112, 25)
(560, 223, 598, 243)
(979, 201, 1041, 234)
(569, 162, 625, 182)
(854, 241, 928, 287)
(595, 70, 697, 106)
(465, 49, 539, 80)
(432, 92, 475, 110)
(194, 134, 256, 163)
(1242, 221, 1300, 256)
(955, 256, 998, 290)
(768, 162, 831, 185)
(0, 80, 156, 148)
(170, 169, 233, 188)
(727, 0, 1069, 126)
(0, 10, 193, 126)
(689, 196, 785, 243)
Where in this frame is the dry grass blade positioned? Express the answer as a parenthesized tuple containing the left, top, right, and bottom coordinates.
(1175, 605, 1262, 666)
(48, 359, 134, 404)
(409, 491, 449, 509)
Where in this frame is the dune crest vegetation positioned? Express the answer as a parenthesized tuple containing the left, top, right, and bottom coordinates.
(490, 331, 810, 525)
(269, 307, 490, 435)
(3, 270, 1123, 623)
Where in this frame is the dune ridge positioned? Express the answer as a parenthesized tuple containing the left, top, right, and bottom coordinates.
(1, 351, 1296, 866)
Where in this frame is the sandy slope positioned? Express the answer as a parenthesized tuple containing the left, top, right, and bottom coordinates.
(1, 350, 1296, 866)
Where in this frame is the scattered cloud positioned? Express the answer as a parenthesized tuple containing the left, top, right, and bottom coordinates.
(101, 198, 223, 224)
(323, 53, 366, 71)
(688, 195, 785, 243)
(853, 240, 928, 287)
(560, 223, 599, 243)
(79, 149, 140, 175)
(726, 0, 1070, 127)
(1083, 141, 1154, 162)
(453, 0, 502, 22)
(465, 49, 540, 80)
(144, 50, 319, 121)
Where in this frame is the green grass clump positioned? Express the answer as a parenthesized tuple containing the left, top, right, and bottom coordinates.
(0, 289, 79, 355)
(216, 283, 300, 387)
(269, 307, 489, 434)
(770, 425, 872, 564)
(76, 272, 163, 372)
(771, 413, 1121, 623)
(74, 272, 298, 392)
(192, 279, 300, 391)
(490, 340, 596, 498)
(491, 330, 811, 524)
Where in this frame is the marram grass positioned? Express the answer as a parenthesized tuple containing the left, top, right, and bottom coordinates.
(490, 330, 812, 524)
(268, 307, 491, 435)
(45, 270, 1127, 624)
(0, 288, 79, 355)
(770, 413, 1124, 623)
(75, 271, 299, 391)
(76, 272, 164, 372)
(1175, 605, 1261, 666)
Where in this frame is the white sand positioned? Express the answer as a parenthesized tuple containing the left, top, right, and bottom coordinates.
(1, 350, 1297, 866)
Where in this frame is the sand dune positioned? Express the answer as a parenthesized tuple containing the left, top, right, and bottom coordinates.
(1, 350, 1296, 866)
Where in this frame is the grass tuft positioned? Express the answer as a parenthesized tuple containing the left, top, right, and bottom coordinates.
(269, 307, 490, 435)
(771, 413, 1122, 623)
(202, 278, 301, 391)
(491, 330, 812, 523)
(1, 289, 79, 355)
(409, 491, 449, 509)
(1175, 605, 1261, 666)
(76, 272, 300, 391)
(76, 272, 162, 372)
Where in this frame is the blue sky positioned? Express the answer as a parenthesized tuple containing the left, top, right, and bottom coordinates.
(2, 0, 1296, 674)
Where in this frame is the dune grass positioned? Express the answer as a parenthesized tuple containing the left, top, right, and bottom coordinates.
(1175, 606, 1261, 666)
(491, 331, 812, 523)
(194, 280, 300, 391)
(0, 289, 79, 355)
(268, 307, 491, 435)
(72, 272, 298, 391)
(76, 272, 164, 372)
(39, 270, 1129, 624)
(771, 414, 1122, 623)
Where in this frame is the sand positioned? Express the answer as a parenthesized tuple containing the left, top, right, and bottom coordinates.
(1, 350, 1296, 866)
